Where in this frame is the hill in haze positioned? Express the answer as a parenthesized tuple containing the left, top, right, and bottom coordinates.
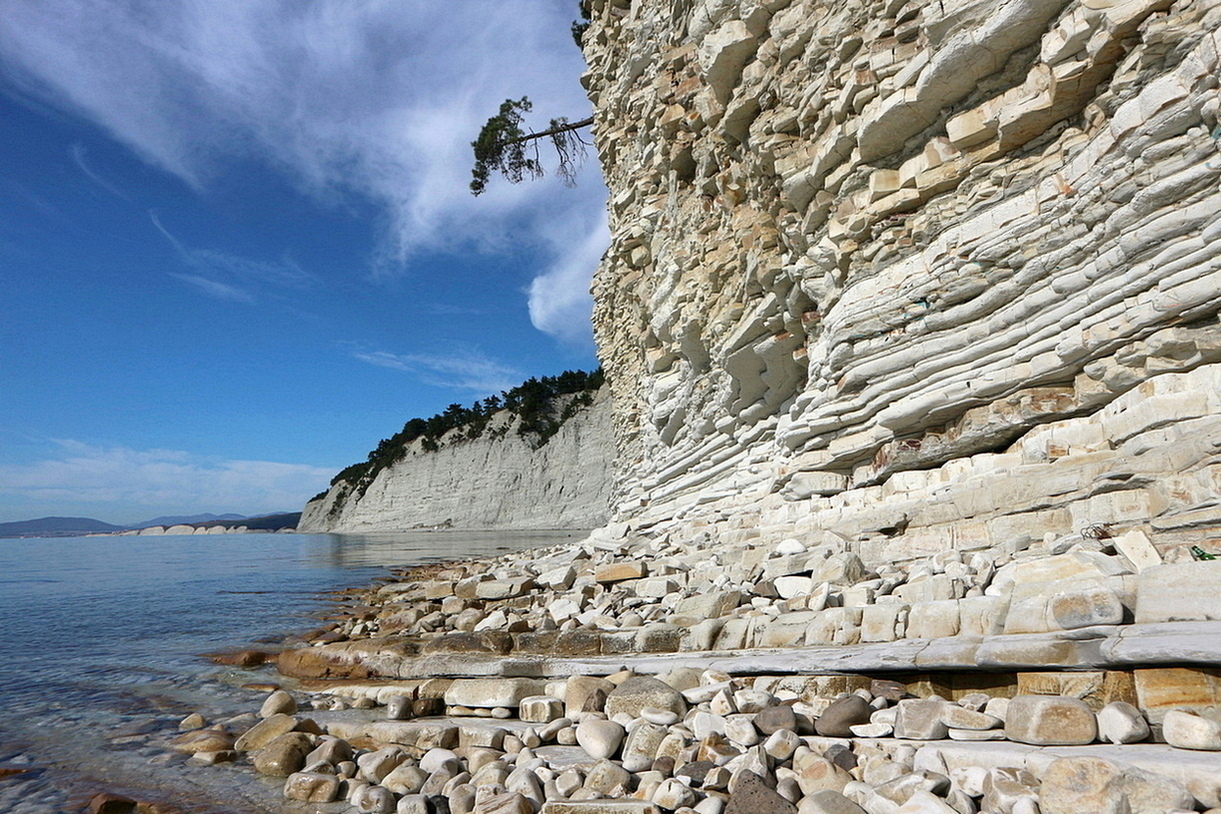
(0, 516, 124, 538)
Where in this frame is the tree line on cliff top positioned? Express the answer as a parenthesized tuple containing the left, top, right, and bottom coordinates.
(320, 368, 604, 499)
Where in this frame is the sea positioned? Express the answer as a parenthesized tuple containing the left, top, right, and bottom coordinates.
(0, 530, 582, 813)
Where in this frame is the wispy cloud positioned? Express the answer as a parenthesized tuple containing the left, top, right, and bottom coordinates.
(0, 1, 607, 340)
(0, 440, 333, 523)
(151, 210, 315, 302)
(353, 348, 522, 394)
(69, 141, 130, 200)
(528, 210, 609, 349)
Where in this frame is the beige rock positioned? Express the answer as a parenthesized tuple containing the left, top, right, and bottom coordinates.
(283, 771, 340, 802)
(1163, 709, 1221, 750)
(1004, 695, 1097, 745)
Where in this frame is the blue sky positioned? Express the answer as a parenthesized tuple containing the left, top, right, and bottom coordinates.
(0, 0, 607, 524)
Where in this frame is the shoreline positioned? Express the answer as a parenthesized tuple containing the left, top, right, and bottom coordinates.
(163, 524, 1221, 813)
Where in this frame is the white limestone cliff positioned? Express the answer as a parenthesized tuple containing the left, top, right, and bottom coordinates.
(583, 0, 1221, 555)
(299, 389, 614, 532)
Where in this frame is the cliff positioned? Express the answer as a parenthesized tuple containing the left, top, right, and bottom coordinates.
(583, 0, 1221, 557)
(299, 388, 614, 532)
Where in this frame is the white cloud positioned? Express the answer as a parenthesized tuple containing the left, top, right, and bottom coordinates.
(70, 142, 130, 200)
(353, 348, 522, 394)
(0, 440, 334, 522)
(152, 210, 316, 301)
(0, 0, 607, 336)
(529, 210, 610, 348)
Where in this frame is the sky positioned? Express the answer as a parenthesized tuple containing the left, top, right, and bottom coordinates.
(0, 0, 608, 525)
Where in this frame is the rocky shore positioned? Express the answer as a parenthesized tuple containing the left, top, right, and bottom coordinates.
(165, 523, 1221, 813)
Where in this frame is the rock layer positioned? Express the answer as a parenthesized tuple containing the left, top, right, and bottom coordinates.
(583, 0, 1221, 552)
(300, 389, 615, 532)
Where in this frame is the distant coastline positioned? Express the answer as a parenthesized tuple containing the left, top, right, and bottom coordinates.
(0, 511, 300, 539)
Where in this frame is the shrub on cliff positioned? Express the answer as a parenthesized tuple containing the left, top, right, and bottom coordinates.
(325, 367, 603, 498)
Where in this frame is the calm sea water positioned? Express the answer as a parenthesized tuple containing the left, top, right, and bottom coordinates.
(0, 530, 581, 813)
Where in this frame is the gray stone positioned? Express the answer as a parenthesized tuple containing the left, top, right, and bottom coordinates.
(386, 694, 412, 720)
(1050, 587, 1125, 629)
(815, 695, 873, 737)
(1004, 695, 1097, 745)
(606, 676, 687, 719)
(797, 790, 868, 814)
(894, 699, 950, 740)
(725, 770, 797, 814)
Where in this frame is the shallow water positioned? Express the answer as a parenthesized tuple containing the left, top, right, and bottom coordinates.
(0, 530, 582, 812)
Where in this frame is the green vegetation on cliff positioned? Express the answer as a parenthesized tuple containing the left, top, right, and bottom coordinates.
(317, 368, 604, 501)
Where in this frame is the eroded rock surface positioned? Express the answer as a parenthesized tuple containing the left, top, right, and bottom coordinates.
(583, 0, 1221, 558)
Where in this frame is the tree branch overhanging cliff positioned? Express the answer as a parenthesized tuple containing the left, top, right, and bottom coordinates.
(469, 97, 593, 195)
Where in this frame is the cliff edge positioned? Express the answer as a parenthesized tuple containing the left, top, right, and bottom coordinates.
(299, 387, 614, 532)
(584, 0, 1221, 558)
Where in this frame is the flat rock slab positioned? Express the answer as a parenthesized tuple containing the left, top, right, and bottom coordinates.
(913, 740, 1221, 808)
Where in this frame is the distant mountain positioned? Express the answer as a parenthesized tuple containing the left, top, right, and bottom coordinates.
(133, 513, 247, 528)
(0, 516, 123, 538)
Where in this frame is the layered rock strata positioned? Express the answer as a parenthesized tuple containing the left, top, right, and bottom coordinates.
(584, 0, 1221, 554)
(299, 389, 614, 532)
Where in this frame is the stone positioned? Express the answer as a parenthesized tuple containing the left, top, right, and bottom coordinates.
(1038, 757, 1123, 814)
(653, 778, 698, 810)
(906, 601, 960, 639)
(171, 728, 236, 754)
(755, 705, 798, 735)
(520, 695, 564, 723)
(1135, 562, 1221, 623)
(796, 790, 868, 814)
(259, 689, 297, 718)
(397, 795, 430, 814)
(596, 562, 647, 583)
(233, 713, 297, 752)
(253, 732, 312, 776)
(566, 676, 616, 718)
(1004, 695, 1098, 745)
(583, 759, 634, 795)
(894, 790, 958, 813)
(382, 763, 429, 794)
(1096, 701, 1150, 744)
(894, 699, 950, 740)
(358, 746, 408, 783)
(938, 706, 1001, 731)
(540, 802, 662, 813)
(386, 694, 412, 720)
(356, 785, 396, 813)
(622, 722, 669, 772)
(1049, 587, 1125, 629)
(1112, 529, 1162, 572)
(1162, 709, 1221, 750)
(815, 695, 874, 737)
(179, 712, 205, 730)
(307, 737, 352, 765)
(606, 676, 687, 719)
(445, 678, 544, 709)
(283, 771, 341, 802)
(725, 770, 797, 814)
(982, 767, 1040, 814)
(576, 718, 625, 759)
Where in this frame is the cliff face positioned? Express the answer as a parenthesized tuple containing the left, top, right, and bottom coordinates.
(584, 0, 1221, 554)
(299, 389, 614, 532)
